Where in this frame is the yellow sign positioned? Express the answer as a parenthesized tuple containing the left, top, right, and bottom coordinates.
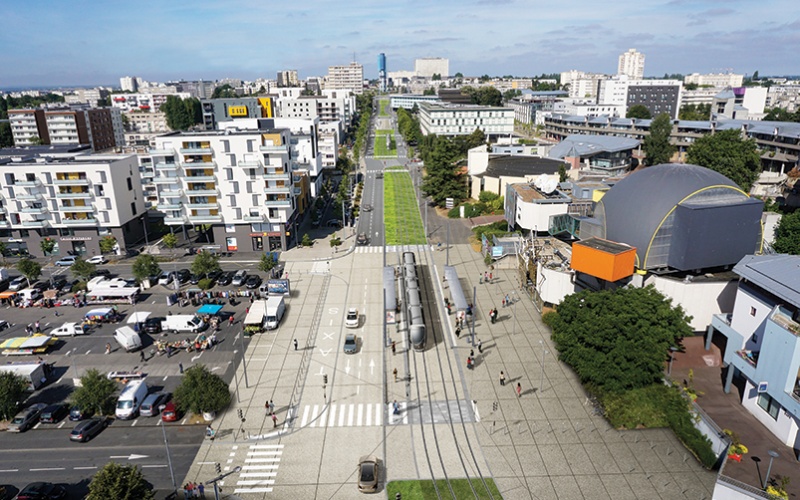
(229, 106, 248, 117)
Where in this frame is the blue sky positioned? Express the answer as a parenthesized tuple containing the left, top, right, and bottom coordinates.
(1, 0, 798, 88)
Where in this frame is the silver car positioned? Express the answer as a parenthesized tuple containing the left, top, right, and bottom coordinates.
(8, 403, 48, 432)
(344, 334, 357, 354)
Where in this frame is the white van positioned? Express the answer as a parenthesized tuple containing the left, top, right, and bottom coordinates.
(114, 326, 142, 352)
(50, 322, 87, 337)
(17, 288, 42, 302)
(161, 314, 206, 333)
(116, 379, 149, 419)
(264, 296, 286, 330)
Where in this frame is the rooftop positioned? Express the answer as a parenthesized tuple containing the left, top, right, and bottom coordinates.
(734, 254, 800, 307)
(549, 134, 640, 159)
(510, 183, 570, 203)
(481, 155, 563, 178)
(420, 102, 512, 112)
(574, 237, 634, 255)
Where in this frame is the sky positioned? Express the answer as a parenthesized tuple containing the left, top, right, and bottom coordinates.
(1, 0, 798, 88)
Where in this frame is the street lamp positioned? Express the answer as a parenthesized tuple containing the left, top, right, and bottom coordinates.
(158, 404, 178, 498)
(539, 340, 548, 393)
(764, 450, 780, 489)
(668, 346, 680, 376)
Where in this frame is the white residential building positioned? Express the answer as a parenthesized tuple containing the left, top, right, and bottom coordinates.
(326, 63, 364, 95)
(415, 58, 449, 78)
(120, 76, 138, 92)
(684, 73, 745, 88)
(277, 70, 299, 87)
(553, 100, 625, 118)
(560, 71, 607, 99)
(64, 88, 110, 107)
(598, 77, 683, 119)
(617, 49, 645, 79)
(418, 103, 514, 137)
(111, 92, 192, 113)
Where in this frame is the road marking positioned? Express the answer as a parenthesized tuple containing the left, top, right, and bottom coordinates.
(141, 464, 167, 468)
(234, 488, 273, 494)
(369, 359, 375, 375)
(311, 405, 322, 426)
(163, 375, 168, 381)
(319, 348, 331, 357)
(247, 452, 282, 456)
(30, 468, 65, 471)
(339, 405, 347, 426)
(58, 422, 66, 428)
(300, 406, 310, 427)
(191, 351, 204, 362)
(357, 404, 363, 426)
(348, 404, 355, 426)
(244, 458, 280, 463)
(110, 454, 148, 460)
(328, 404, 337, 427)
(240, 472, 277, 478)
(33, 423, 41, 430)
(345, 359, 351, 374)
(250, 444, 283, 449)
(237, 480, 275, 485)
(181, 418, 188, 425)
(0, 469, 19, 472)
(131, 419, 138, 427)
(366, 404, 372, 426)
(374, 404, 382, 426)
(322, 332, 334, 340)
(74, 466, 97, 470)
(242, 465, 279, 470)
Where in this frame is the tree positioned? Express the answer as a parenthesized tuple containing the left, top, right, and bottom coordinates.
(70, 258, 96, 282)
(330, 236, 342, 250)
(40, 238, 56, 256)
(773, 211, 800, 255)
(211, 84, 237, 99)
(0, 122, 13, 148)
(686, 129, 761, 192)
(131, 255, 161, 283)
(190, 250, 220, 278)
(87, 463, 154, 500)
(99, 236, 117, 254)
(679, 103, 712, 121)
(626, 105, 652, 119)
(162, 233, 178, 255)
(643, 113, 675, 166)
(71, 369, 118, 415)
(0, 371, 27, 420)
(558, 163, 569, 182)
(174, 364, 231, 415)
(258, 253, 276, 273)
(301, 234, 312, 247)
(160, 95, 201, 130)
(752, 70, 759, 81)
(423, 87, 437, 96)
(763, 107, 800, 122)
(543, 286, 691, 394)
(16, 258, 41, 287)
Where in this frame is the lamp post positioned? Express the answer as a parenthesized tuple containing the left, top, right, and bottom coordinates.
(158, 404, 178, 498)
(764, 450, 779, 489)
(668, 347, 680, 376)
(539, 340, 548, 393)
(511, 290, 518, 336)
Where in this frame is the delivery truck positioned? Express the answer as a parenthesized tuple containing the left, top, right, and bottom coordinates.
(264, 296, 286, 330)
(0, 361, 48, 391)
(161, 314, 206, 333)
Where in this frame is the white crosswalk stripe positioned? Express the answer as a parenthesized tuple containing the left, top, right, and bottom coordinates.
(233, 444, 284, 494)
(354, 244, 428, 254)
(296, 403, 398, 428)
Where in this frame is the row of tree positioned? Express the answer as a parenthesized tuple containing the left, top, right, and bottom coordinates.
(351, 92, 374, 163)
(160, 95, 202, 130)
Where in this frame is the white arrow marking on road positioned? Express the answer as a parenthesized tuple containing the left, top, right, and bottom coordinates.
(191, 351, 204, 362)
(211, 366, 221, 372)
(345, 359, 351, 374)
(320, 349, 331, 357)
(369, 359, 375, 375)
(319, 367, 325, 375)
(322, 332, 334, 340)
(328, 308, 339, 315)
(85, 349, 91, 355)
(110, 454, 149, 460)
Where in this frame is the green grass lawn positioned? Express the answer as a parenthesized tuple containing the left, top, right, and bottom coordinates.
(384, 171, 426, 245)
(387, 478, 501, 500)
(373, 129, 397, 157)
(379, 99, 389, 116)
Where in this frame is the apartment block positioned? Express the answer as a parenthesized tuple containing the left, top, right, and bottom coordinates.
(415, 57, 449, 78)
(149, 129, 302, 252)
(418, 103, 514, 137)
(617, 49, 645, 79)
(684, 73, 745, 88)
(277, 70, 299, 87)
(8, 109, 49, 146)
(0, 152, 145, 256)
(201, 97, 275, 130)
(111, 92, 192, 113)
(120, 76, 138, 92)
(326, 63, 364, 95)
(598, 77, 682, 119)
(9, 107, 123, 151)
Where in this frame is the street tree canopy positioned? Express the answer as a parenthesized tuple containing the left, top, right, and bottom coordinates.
(16, 258, 42, 287)
(71, 368, 118, 415)
(643, 113, 675, 166)
(686, 128, 761, 192)
(626, 104, 652, 119)
(70, 258, 96, 282)
(174, 364, 231, 414)
(773, 211, 800, 255)
(258, 253, 277, 273)
(132, 254, 161, 283)
(543, 286, 691, 394)
(0, 371, 27, 420)
(191, 250, 221, 277)
(87, 463, 154, 500)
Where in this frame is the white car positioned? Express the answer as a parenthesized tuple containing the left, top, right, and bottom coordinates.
(86, 255, 108, 265)
(8, 276, 27, 291)
(50, 322, 87, 337)
(55, 255, 78, 267)
(345, 308, 359, 328)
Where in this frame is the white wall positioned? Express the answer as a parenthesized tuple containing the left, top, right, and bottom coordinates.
(729, 287, 771, 350)
(645, 276, 738, 332)
(516, 199, 569, 232)
(467, 146, 490, 176)
(537, 263, 576, 305)
(741, 380, 799, 445)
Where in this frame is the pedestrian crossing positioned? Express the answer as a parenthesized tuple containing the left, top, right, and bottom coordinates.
(297, 402, 409, 428)
(354, 244, 428, 254)
(232, 443, 284, 495)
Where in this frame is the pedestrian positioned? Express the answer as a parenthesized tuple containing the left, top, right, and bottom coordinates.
(265, 401, 270, 414)
(491, 309, 497, 324)
(470, 349, 474, 358)
(455, 325, 461, 338)
(393, 367, 398, 382)
(179, 362, 184, 374)
(500, 371, 506, 386)
(229, 315, 234, 327)
(392, 400, 400, 415)
(489, 272, 493, 283)
(272, 412, 278, 428)
(391, 340, 396, 355)
(294, 338, 298, 351)
(477, 339, 483, 353)
(269, 400, 275, 414)
(516, 382, 522, 398)
(105, 343, 111, 354)
(484, 271, 488, 283)
(502, 297, 506, 308)
(505, 294, 510, 305)
(479, 273, 483, 285)
(197, 483, 205, 499)
(35, 320, 41, 333)
(183, 484, 191, 500)
(140, 351, 146, 363)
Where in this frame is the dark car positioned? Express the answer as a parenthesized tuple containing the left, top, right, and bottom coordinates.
(245, 275, 262, 289)
(60, 279, 78, 294)
(125, 248, 140, 258)
(207, 270, 222, 285)
(69, 406, 92, 421)
(15, 482, 66, 500)
(217, 271, 234, 286)
(144, 317, 164, 334)
(356, 233, 369, 246)
(69, 416, 107, 442)
(189, 273, 203, 285)
(176, 269, 191, 284)
(49, 277, 67, 292)
(140, 392, 171, 417)
(39, 404, 70, 424)
(89, 269, 112, 278)
(31, 281, 48, 293)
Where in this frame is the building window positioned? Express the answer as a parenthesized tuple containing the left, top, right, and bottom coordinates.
(750, 306, 757, 316)
(127, 178, 133, 190)
(756, 393, 780, 420)
(20, 229, 30, 237)
(131, 202, 137, 216)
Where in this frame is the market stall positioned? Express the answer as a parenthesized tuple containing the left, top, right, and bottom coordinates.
(0, 335, 56, 355)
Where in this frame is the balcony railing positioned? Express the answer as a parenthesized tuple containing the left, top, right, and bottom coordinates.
(184, 175, 216, 183)
(243, 214, 265, 222)
(56, 191, 92, 199)
(58, 205, 94, 212)
(770, 306, 800, 337)
(15, 179, 42, 187)
(158, 203, 182, 211)
(155, 163, 178, 170)
(148, 148, 176, 155)
(185, 202, 219, 209)
(184, 188, 218, 196)
(16, 193, 43, 201)
(263, 172, 290, 181)
(21, 220, 49, 228)
(182, 162, 216, 170)
(61, 217, 97, 225)
(53, 178, 89, 186)
(264, 199, 292, 207)
(237, 160, 262, 168)
(264, 186, 293, 195)
(188, 214, 222, 223)
(179, 147, 213, 154)
(19, 206, 49, 214)
(164, 215, 187, 225)
(160, 189, 184, 197)
(259, 144, 288, 153)
(0, 220, 9, 227)
(152, 176, 180, 184)
(736, 349, 759, 368)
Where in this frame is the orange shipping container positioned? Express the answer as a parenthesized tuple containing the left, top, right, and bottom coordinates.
(571, 237, 636, 282)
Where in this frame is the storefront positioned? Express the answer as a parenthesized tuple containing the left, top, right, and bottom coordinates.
(250, 232, 282, 251)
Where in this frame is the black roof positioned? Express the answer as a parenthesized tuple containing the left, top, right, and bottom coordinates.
(482, 155, 563, 178)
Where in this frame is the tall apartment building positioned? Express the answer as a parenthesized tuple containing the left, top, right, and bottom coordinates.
(172, 80, 217, 99)
(560, 70, 608, 99)
(684, 73, 745, 88)
(9, 107, 124, 151)
(617, 49, 645, 79)
(418, 103, 514, 137)
(200, 97, 275, 130)
(120, 76, 138, 92)
(64, 88, 110, 107)
(0, 152, 145, 256)
(149, 129, 302, 252)
(415, 57, 449, 78)
(277, 70, 299, 87)
(111, 92, 192, 113)
(326, 63, 364, 95)
(598, 77, 682, 119)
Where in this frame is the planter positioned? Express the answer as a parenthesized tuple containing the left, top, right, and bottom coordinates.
(202, 411, 216, 422)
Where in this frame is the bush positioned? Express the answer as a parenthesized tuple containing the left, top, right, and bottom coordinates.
(174, 364, 231, 415)
(197, 278, 214, 290)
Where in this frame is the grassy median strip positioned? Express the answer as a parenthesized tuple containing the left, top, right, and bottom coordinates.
(379, 99, 389, 116)
(387, 478, 502, 499)
(374, 129, 397, 157)
(384, 170, 426, 245)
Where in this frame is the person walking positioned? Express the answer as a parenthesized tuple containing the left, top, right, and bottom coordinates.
(500, 371, 506, 386)
(484, 271, 489, 283)
(393, 367, 398, 382)
(455, 325, 461, 339)
(140, 351, 146, 363)
(505, 294, 510, 305)
(35, 321, 41, 333)
(470, 349, 474, 358)
(269, 400, 275, 414)
(489, 271, 493, 283)
(229, 315, 235, 327)
(179, 362, 184, 374)
(391, 340, 396, 355)
(479, 273, 483, 285)
(272, 412, 278, 428)
(516, 382, 522, 398)
(502, 297, 506, 308)
(293, 338, 298, 351)
(105, 343, 111, 354)
(477, 339, 483, 353)
(197, 483, 205, 499)
(490, 308, 496, 324)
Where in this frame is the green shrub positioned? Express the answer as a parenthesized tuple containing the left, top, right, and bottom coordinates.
(72, 281, 88, 293)
(197, 278, 214, 290)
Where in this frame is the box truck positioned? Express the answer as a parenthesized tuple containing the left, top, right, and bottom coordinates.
(264, 296, 286, 330)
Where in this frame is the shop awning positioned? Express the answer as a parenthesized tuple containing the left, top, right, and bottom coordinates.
(0, 291, 17, 299)
(127, 311, 152, 324)
(197, 304, 223, 315)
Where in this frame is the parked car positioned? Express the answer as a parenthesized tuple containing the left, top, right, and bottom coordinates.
(31, 281, 48, 293)
(8, 276, 27, 291)
(49, 277, 67, 292)
(15, 482, 66, 500)
(89, 269, 112, 278)
(356, 233, 369, 246)
(357, 455, 380, 493)
(59, 279, 78, 294)
(125, 249, 140, 258)
(86, 255, 107, 265)
(144, 317, 164, 334)
(207, 270, 222, 285)
(161, 401, 180, 422)
(362, 204, 373, 212)
(8, 403, 48, 432)
(69, 406, 91, 421)
(69, 416, 107, 442)
(54, 256, 77, 267)
(49, 322, 87, 337)
(140, 392, 170, 417)
(39, 404, 70, 424)
(376, 172, 384, 179)
(327, 219, 342, 228)
(0, 320, 8, 331)
(344, 334, 358, 354)
(217, 271, 234, 286)
(176, 269, 191, 284)
(189, 273, 202, 285)
(245, 275, 262, 289)
(158, 271, 175, 286)
(345, 308, 360, 328)
(232, 270, 248, 286)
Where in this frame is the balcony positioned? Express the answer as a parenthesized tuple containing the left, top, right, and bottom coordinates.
(0, 219, 9, 227)
(185, 202, 219, 209)
(160, 189, 184, 197)
(736, 349, 759, 368)
(770, 306, 800, 336)
(184, 175, 216, 183)
(158, 203, 182, 211)
(19, 206, 49, 214)
(182, 162, 216, 170)
(61, 217, 97, 225)
(56, 191, 92, 199)
(164, 215, 188, 225)
(259, 144, 288, 153)
(15, 179, 42, 187)
(264, 186, 293, 195)
(155, 163, 178, 170)
(53, 178, 89, 186)
(152, 176, 180, 184)
(264, 199, 292, 207)
(188, 214, 222, 223)
(16, 192, 43, 201)
(21, 219, 49, 228)
(237, 160, 262, 168)
(58, 205, 94, 212)
(148, 148, 176, 155)
(179, 147, 213, 155)
(263, 172, 290, 181)
(243, 213, 265, 222)
(185, 188, 218, 196)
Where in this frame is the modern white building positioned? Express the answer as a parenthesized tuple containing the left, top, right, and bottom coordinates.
(560, 71, 608, 99)
(389, 94, 441, 110)
(418, 103, 514, 137)
(149, 128, 304, 252)
(598, 76, 683, 119)
(553, 101, 625, 118)
(277, 70, 299, 87)
(120, 76, 138, 92)
(684, 73, 745, 88)
(617, 49, 645, 79)
(111, 92, 192, 113)
(0, 152, 145, 256)
(9, 107, 124, 152)
(326, 63, 364, 95)
(64, 88, 110, 107)
(415, 58, 449, 78)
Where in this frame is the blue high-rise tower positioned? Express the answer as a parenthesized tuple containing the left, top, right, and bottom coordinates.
(378, 53, 387, 92)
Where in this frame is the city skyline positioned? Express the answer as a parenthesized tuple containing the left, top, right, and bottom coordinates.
(1, 0, 798, 88)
